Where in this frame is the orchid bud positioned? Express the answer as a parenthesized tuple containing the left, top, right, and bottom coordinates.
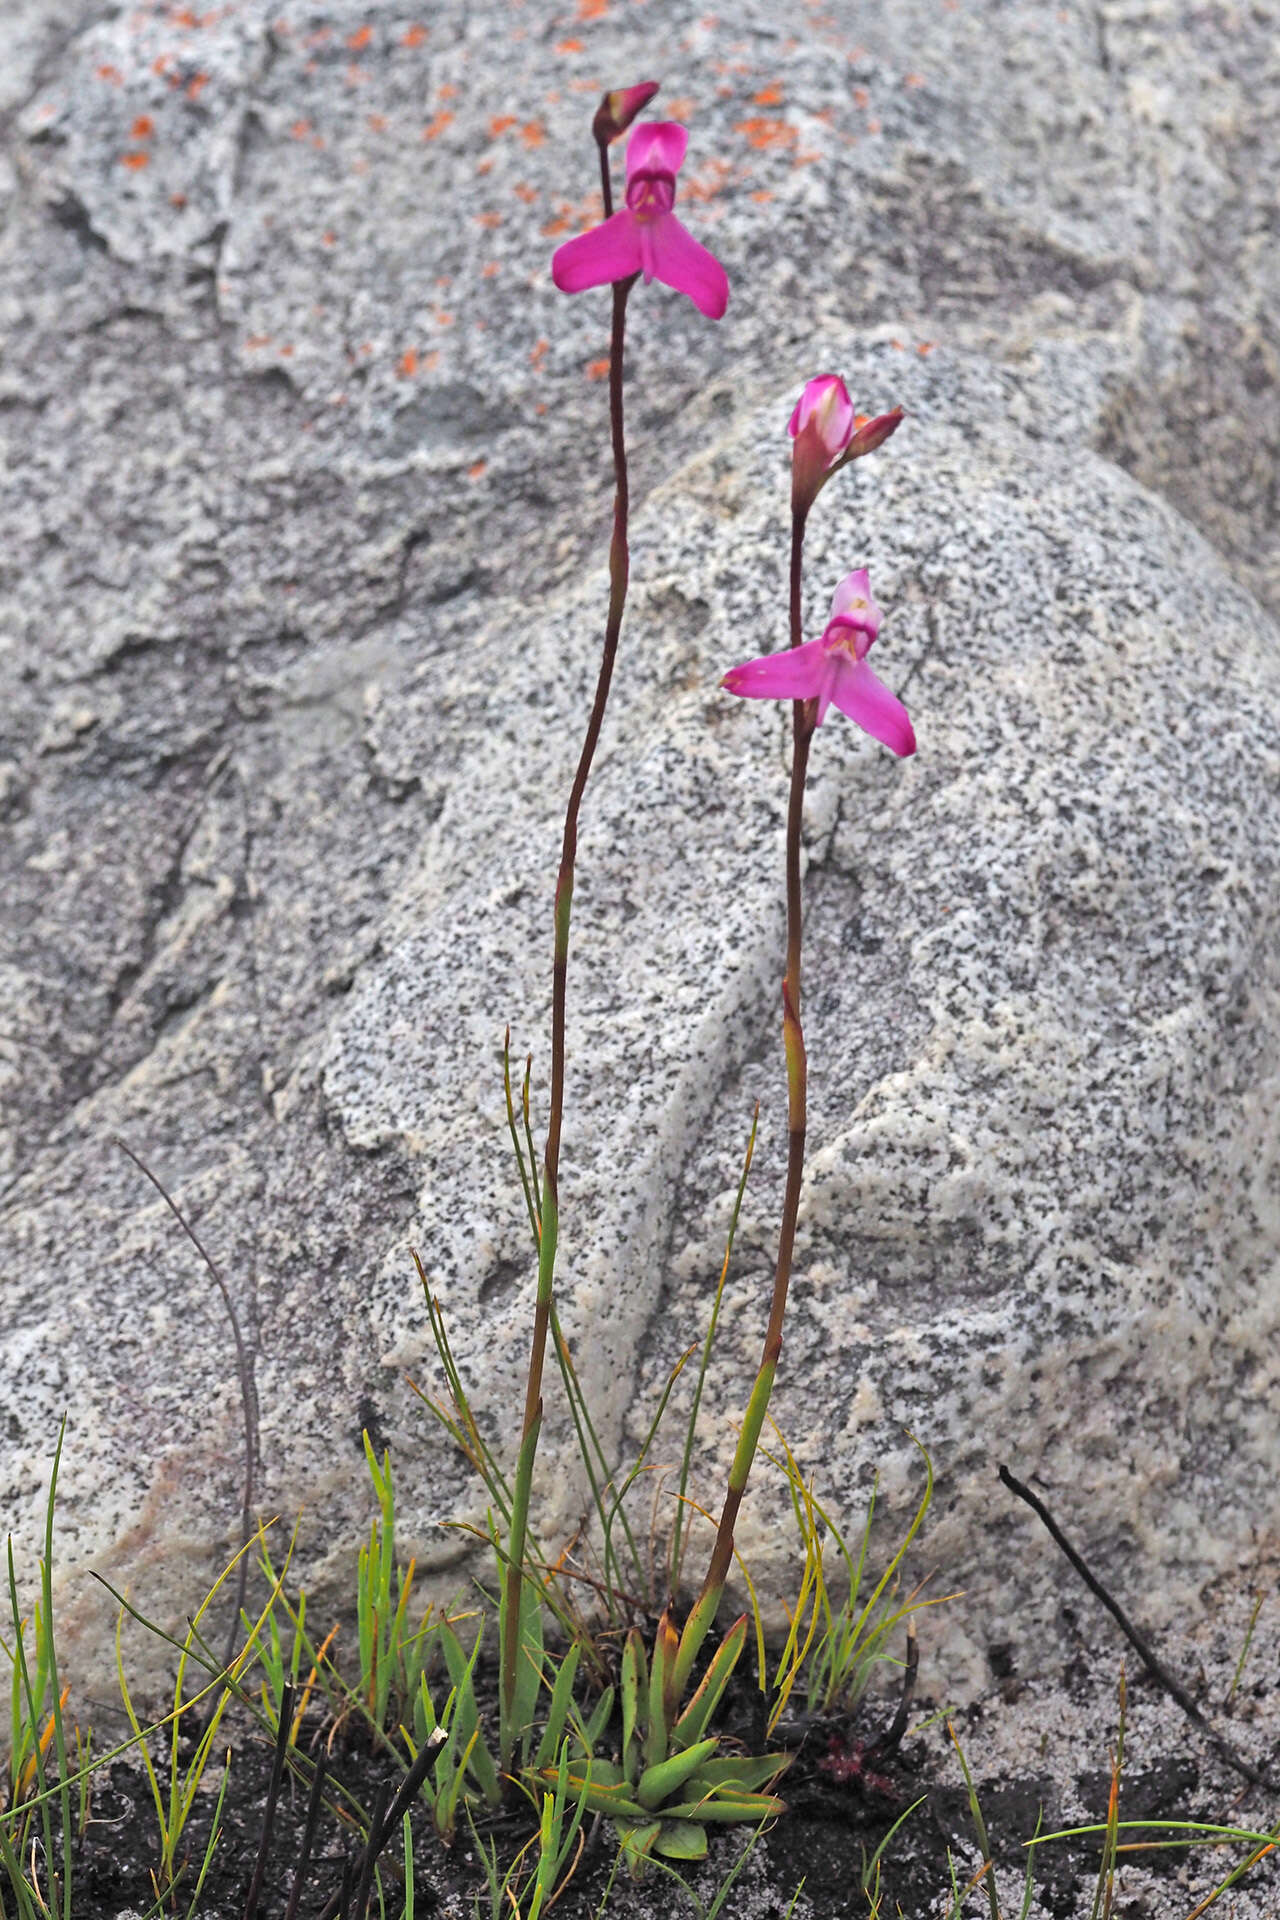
(593, 80, 661, 147)
(788, 374, 856, 515)
(841, 406, 904, 464)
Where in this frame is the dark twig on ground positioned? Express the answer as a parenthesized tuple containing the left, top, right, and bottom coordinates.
(242, 1683, 295, 1920)
(870, 1617, 919, 1762)
(313, 1732, 444, 1920)
(283, 1755, 330, 1920)
(998, 1463, 1274, 1790)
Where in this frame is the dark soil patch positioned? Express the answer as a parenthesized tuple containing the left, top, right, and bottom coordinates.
(5, 1669, 1233, 1919)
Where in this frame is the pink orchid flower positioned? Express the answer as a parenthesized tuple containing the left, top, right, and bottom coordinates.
(789, 374, 905, 512)
(790, 374, 856, 509)
(551, 122, 729, 319)
(721, 569, 916, 756)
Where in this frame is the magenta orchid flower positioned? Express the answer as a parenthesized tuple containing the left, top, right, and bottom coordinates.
(551, 122, 729, 319)
(788, 374, 906, 513)
(722, 569, 915, 756)
(790, 374, 856, 511)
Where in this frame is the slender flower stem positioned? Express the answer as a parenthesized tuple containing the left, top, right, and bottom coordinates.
(676, 507, 814, 1695)
(597, 137, 615, 219)
(501, 269, 634, 1766)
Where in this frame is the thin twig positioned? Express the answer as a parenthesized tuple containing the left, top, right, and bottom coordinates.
(242, 1682, 295, 1920)
(351, 1782, 389, 1919)
(998, 1464, 1274, 1790)
(869, 1617, 918, 1761)
(113, 1137, 258, 1674)
(283, 1755, 328, 1920)
(312, 1736, 441, 1920)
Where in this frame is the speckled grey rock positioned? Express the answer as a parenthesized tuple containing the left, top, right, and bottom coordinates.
(3, 0, 1280, 1782)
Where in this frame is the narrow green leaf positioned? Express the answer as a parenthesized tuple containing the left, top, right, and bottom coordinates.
(672, 1616, 747, 1750)
(636, 1738, 719, 1811)
(661, 1793, 786, 1823)
(620, 1629, 647, 1789)
(533, 1644, 581, 1771)
(683, 1752, 790, 1794)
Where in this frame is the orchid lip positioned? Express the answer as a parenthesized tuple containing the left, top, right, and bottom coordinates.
(625, 169, 676, 218)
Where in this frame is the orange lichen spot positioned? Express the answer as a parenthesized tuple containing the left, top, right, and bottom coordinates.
(586, 356, 610, 379)
(866, 118, 881, 133)
(541, 211, 572, 237)
(577, 0, 608, 16)
(186, 72, 210, 100)
(321, 229, 337, 246)
(131, 114, 155, 139)
(753, 82, 783, 105)
(535, 400, 547, 415)
(290, 118, 311, 138)
(401, 23, 427, 46)
(422, 110, 453, 139)
(423, 350, 440, 370)
(434, 310, 454, 326)
(684, 156, 731, 201)
(556, 36, 585, 52)
(664, 95, 695, 118)
(530, 337, 549, 366)
(438, 83, 458, 99)
(245, 333, 272, 349)
(97, 63, 124, 83)
(170, 6, 200, 25)
(890, 338, 906, 351)
(367, 112, 387, 132)
(489, 113, 517, 134)
(475, 210, 502, 228)
(514, 181, 538, 202)
(347, 24, 373, 50)
(468, 459, 486, 479)
(904, 71, 925, 87)
(750, 188, 773, 202)
(852, 86, 869, 109)
(152, 53, 171, 75)
(482, 261, 500, 277)
(520, 121, 546, 147)
(345, 63, 369, 85)
(279, 344, 294, 357)
(312, 133, 325, 148)
(735, 116, 796, 151)
(916, 340, 937, 355)
(169, 190, 188, 207)
(476, 156, 493, 174)
(397, 347, 419, 376)
(120, 149, 150, 169)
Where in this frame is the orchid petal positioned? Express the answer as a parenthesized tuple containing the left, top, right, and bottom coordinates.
(722, 638, 828, 702)
(551, 212, 643, 293)
(644, 213, 729, 318)
(828, 656, 915, 756)
(829, 569, 882, 636)
(626, 120, 688, 178)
